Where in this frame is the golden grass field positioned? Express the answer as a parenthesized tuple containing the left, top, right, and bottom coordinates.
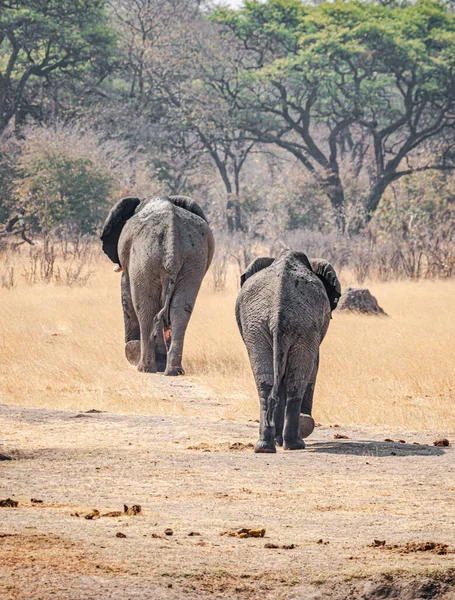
(0, 252, 454, 432)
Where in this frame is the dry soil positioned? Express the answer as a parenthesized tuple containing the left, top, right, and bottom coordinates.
(1, 375, 455, 600)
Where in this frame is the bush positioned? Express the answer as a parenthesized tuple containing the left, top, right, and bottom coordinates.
(14, 124, 121, 235)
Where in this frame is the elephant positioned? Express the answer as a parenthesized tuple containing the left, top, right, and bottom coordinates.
(101, 195, 214, 375)
(235, 250, 341, 453)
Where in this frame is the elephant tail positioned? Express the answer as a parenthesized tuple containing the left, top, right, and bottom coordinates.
(267, 330, 284, 427)
(152, 272, 176, 340)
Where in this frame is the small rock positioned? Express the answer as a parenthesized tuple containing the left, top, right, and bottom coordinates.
(384, 439, 394, 443)
(334, 434, 349, 440)
(0, 453, 12, 461)
(264, 543, 279, 549)
(398, 440, 406, 444)
(434, 439, 450, 447)
(391, 452, 397, 456)
(116, 532, 127, 538)
(371, 539, 386, 547)
(188, 531, 201, 536)
(164, 528, 173, 536)
(31, 498, 43, 504)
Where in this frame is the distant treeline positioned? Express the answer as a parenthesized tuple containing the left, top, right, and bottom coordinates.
(1, 0, 455, 240)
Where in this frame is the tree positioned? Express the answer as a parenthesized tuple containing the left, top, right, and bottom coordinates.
(110, 0, 256, 231)
(0, 0, 115, 133)
(213, 0, 455, 228)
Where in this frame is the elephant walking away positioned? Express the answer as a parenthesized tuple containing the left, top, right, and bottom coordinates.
(101, 195, 214, 375)
(236, 251, 341, 453)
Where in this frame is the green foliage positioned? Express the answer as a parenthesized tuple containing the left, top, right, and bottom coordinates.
(15, 125, 118, 234)
(213, 0, 455, 221)
(0, 0, 116, 131)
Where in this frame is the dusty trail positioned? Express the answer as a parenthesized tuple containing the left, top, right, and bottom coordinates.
(1, 375, 455, 599)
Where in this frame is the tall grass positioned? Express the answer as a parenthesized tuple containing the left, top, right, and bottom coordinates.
(0, 251, 454, 430)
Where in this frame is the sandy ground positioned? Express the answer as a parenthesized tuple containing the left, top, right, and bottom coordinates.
(1, 375, 455, 600)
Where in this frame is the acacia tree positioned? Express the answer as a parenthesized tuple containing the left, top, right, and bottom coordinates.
(0, 0, 115, 133)
(213, 0, 455, 227)
(110, 0, 255, 231)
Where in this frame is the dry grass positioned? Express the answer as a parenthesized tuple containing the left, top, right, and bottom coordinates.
(0, 253, 454, 431)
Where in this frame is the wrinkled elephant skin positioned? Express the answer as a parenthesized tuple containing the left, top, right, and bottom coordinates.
(236, 251, 340, 453)
(101, 196, 214, 375)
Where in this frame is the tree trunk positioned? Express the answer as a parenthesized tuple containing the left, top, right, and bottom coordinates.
(365, 176, 394, 220)
(323, 171, 346, 232)
(226, 194, 243, 233)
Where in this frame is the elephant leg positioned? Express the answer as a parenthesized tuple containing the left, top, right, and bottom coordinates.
(299, 353, 318, 439)
(246, 342, 276, 453)
(274, 383, 286, 447)
(164, 272, 203, 376)
(134, 286, 161, 373)
(282, 348, 314, 450)
(155, 328, 167, 373)
(121, 273, 140, 366)
(301, 353, 319, 416)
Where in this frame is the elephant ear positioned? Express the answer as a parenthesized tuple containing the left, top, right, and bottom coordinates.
(240, 257, 275, 288)
(167, 195, 208, 223)
(292, 251, 313, 271)
(310, 258, 341, 311)
(100, 197, 141, 265)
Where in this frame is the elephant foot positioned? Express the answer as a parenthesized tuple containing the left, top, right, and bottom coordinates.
(164, 366, 185, 376)
(137, 362, 157, 373)
(156, 353, 167, 373)
(300, 414, 315, 439)
(254, 440, 276, 454)
(283, 438, 306, 451)
(275, 436, 283, 447)
(125, 341, 140, 366)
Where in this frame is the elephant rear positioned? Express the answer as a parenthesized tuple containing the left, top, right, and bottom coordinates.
(236, 251, 340, 453)
(101, 196, 214, 375)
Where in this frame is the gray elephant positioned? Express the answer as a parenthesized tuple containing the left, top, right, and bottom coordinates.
(236, 250, 341, 453)
(101, 195, 214, 375)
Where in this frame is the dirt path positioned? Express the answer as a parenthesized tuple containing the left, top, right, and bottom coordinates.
(1, 376, 455, 599)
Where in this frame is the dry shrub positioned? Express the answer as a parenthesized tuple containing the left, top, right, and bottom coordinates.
(21, 239, 95, 287)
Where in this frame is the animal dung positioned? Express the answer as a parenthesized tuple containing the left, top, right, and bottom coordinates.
(370, 540, 450, 555)
(220, 528, 266, 539)
(299, 414, 315, 439)
(264, 543, 296, 550)
(124, 504, 142, 516)
(164, 528, 174, 536)
(84, 509, 101, 520)
(76, 504, 143, 520)
(0, 498, 18, 507)
(434, 439, 450, 447)
(116, 532, 127, 538)
(334, 433, 349, 439)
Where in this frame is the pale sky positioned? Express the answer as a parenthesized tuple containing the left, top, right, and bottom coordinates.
(221, 0, 245, 7)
